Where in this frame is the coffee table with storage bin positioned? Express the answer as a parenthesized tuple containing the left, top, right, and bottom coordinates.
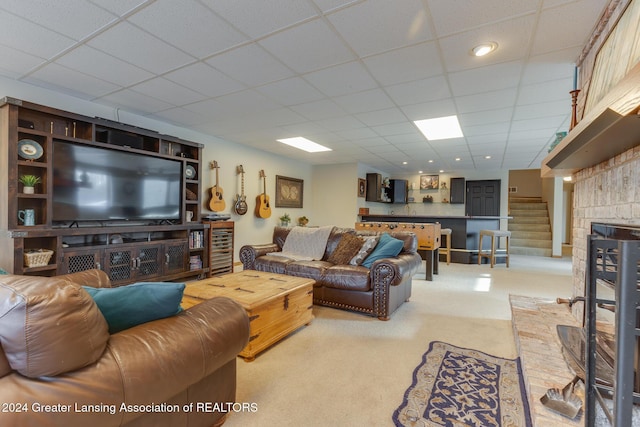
(181, 270, 314, 361)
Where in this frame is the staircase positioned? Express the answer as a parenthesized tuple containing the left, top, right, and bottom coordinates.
(508, 197, 552, 257)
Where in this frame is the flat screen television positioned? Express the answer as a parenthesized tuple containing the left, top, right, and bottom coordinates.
(53, 141, 182, 223)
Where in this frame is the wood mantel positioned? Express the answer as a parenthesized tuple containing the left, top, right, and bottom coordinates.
(541, 61, 640, 177)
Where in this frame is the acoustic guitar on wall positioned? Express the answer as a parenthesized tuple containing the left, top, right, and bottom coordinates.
(208, 160, 225, 212)
(234, 165, 248, 215)
(255, 169, 271, 219)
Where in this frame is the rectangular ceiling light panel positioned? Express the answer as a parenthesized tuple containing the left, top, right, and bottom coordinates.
(414, 115, 463, 141)
(277, 137, 332, 152)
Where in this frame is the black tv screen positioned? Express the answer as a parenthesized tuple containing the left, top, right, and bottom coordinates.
(53, 141, 182, 222)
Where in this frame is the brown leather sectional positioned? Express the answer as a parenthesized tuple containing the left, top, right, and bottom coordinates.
(0, 269, 249, 427)
(239, 226, 422, 320)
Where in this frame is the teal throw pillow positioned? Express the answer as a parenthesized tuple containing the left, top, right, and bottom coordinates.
(361, 233, 404, 268)
(82, 282, 185, 334)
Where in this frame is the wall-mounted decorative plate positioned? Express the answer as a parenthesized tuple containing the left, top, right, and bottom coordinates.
(18, 139, 43, 160)
(185, 165, 196, 179)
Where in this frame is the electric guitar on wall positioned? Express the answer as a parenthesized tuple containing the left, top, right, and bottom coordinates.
(208, 161, 225, 212)
(255, 170, 272, 219)
(234, 165, 248, 215)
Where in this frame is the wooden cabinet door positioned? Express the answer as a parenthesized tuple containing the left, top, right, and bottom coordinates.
(163, 240, 188, 276)
(61, 248, 103, 274)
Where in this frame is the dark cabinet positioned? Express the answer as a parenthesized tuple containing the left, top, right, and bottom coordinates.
(389, 179, 408, 204)
(366, 173, 388, 202)
(450, 177, 465, 204)
(366, 174, 407, 203)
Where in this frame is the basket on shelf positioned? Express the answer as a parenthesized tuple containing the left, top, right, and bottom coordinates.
(24, 249, 54, 268)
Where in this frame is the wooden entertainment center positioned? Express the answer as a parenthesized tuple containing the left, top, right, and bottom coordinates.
(0, 97, 214, 284)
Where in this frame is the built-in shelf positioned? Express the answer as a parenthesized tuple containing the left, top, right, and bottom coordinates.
(542, 62, 640, 177)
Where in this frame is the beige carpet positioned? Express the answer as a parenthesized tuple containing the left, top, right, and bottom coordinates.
(225, 255, 572, 427)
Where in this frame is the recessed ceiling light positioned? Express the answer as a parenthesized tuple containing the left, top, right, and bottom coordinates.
(485, 155, 492, 159)
(439, 170, 444, 173)
(471, 42, 498, 57)
(418, 170, 423, 174)
(277, 137, 331, 153)
(402, 161, 408, 165)
(455, 157, 461, 161)
(563, 176, 572, 182)
(414, 115, 463, 141)
(428, 160, 433, 163)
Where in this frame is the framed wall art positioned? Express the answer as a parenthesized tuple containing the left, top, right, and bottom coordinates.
(358, 178, 366, 197)
(420, 174, 439, 190)
(275, 175, 303, 208)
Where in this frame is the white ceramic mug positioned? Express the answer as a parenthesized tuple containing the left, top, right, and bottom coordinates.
(186, 211, 194, 222)
(18, 209, 35, 226)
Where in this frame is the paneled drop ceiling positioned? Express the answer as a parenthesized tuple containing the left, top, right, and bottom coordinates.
(0, 0, 608, 174)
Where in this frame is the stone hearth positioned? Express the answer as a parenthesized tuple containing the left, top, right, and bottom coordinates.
(510, 295, 582, 426)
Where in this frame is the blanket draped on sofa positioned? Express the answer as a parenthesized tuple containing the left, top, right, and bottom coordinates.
(268, 225, 333, 261)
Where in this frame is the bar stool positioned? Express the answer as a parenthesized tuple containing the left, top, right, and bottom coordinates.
(478, 230, 511, 268)
(440, 228, 452, 265)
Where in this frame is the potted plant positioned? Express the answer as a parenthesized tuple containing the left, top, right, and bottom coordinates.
(279, 213, 291, 227)
(19, 174, 41, 194)
(298, 216, 309, 226)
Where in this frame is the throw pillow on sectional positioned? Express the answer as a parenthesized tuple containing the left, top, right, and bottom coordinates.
(349, 235, 380, 265)
(360, 233, 404, 268)
(327, 233, 365, 265)
(83, 282, 185, 334)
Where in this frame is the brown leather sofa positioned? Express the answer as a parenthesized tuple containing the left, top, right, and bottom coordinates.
(0, 269, 249, 427)
(239, 226, 422, 320)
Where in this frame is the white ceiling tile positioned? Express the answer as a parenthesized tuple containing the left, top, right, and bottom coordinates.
(384, 133, 425, 145)
(202, 0, 318, 39)
(304, 61, 376, 96)
(513, 100, 570, 121)
(98, 88, 174, 113)
(328, 0, 433, 57)
(371, 122, 417, 137)
(259, 19, 355, 73)
(459, 108, 514, 127)
(521, 48, 578, 85)
(355, 108, 406, 127)
(128, 0, 247, 58)
(463, 121, 511, 136)
(24, 63, 119, 99)
(130, 77, 206, 106)
(152, 107, 210, 126)
(363, 41, 443, 85)
(455, 88, 518, 114)
(315, 116, 366, 132)
(332, 88, 395, 114)
(288, 99, 347, 120)
(88, 0, 149, 16)
(87, 21, 193, 74)
(0, 0, 117, 40)
(427, 0, 537, 37)
(335, 128, 380, 140)
(0, 11, 75, 59)
(466, 133, 508, 145)
(257, 77, 324, 106)
(449, 60, 523, 96)
(517, 77, 573, 105)
(56, 45, 153, 87)
(385, 75, 451, 107)
(531, 0, 609, 56)
(509, 116, 566, 133)
(206, 43, 294, 86)
(164, 63, 246, 98)
(0, 45, 45, 78)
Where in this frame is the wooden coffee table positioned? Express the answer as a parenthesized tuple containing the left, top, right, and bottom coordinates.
(182, 271, 315, 361)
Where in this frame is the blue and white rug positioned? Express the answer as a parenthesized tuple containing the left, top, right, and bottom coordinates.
(393, 341, 532, 427)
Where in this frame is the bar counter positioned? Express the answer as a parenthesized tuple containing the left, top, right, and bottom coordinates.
(360, 214, 509, 264)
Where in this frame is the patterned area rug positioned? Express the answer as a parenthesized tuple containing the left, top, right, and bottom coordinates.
(393, 341, 532, 427)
